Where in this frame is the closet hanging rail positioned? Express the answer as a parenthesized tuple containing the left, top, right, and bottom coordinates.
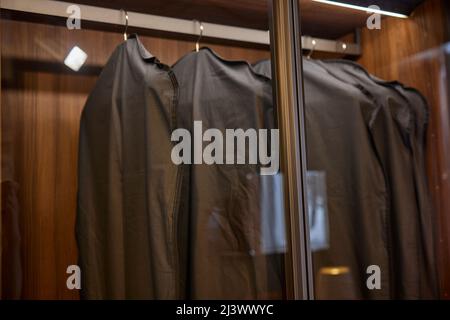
(0, 0, 269, 44)
(0, 0, 361, 55)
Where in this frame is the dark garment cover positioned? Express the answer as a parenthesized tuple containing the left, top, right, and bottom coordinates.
(77, 37, 435, 299)
(392, 85, 435, 274)
(395, 85, 438, 297)
(1, 180, 22, 299)
(253, 59, 391, 299)
(77, 39, 285, 299)
(173, 48, 282, 299)
(253, 58, 438, 299)
(76, 35, 182, 299)
(317, 60, 438, 298)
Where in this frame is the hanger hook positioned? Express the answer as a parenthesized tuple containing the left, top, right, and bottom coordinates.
(194, 21, 204, 52)
(121, 9, 129, 41)
(307, 38, 316, 59)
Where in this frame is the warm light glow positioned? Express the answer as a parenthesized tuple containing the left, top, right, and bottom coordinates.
(320, 266, 350, 276)
(64, 46, 87, 72)
(312, 0, 409, 19)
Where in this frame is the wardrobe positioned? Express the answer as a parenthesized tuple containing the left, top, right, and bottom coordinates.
(1, 0, 449, 299)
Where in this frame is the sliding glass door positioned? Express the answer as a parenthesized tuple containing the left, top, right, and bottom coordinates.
(298, 0, 450, 300)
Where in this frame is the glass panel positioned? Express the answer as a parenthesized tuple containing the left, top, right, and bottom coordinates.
(299, 0, 450, 299)
(0, 0, 293, 299)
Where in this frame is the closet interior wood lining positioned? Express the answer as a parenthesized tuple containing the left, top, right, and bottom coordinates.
(1, 0, 449, 299)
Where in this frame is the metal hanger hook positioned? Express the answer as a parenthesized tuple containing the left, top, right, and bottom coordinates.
(307, 38, 316, 59)
(194, 20, 204, 52)
(121, 9, 129, 41)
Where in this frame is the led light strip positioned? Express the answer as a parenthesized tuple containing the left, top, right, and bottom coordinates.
(312, 0, 409, 19)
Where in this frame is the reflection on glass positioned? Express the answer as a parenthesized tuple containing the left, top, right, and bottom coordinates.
(316, 266, 356, 300)
(307, 171, 329, 252)
(260, 173, 287, 255)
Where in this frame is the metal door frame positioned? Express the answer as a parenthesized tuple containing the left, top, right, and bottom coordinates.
(268, 0, 314, 300)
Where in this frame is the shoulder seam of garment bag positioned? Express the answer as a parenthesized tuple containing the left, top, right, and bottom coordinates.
(172, 46, 272, 83)
(321, 59, 429, 106)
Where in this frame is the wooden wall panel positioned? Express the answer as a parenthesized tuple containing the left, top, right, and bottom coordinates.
(5, 0, 448, 300)
(1, 18, 269, 299)
(357, 0, 450, 298)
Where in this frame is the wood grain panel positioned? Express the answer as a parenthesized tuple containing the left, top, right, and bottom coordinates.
(357, 0, 450, 298)
(0, 18, 269, 299)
